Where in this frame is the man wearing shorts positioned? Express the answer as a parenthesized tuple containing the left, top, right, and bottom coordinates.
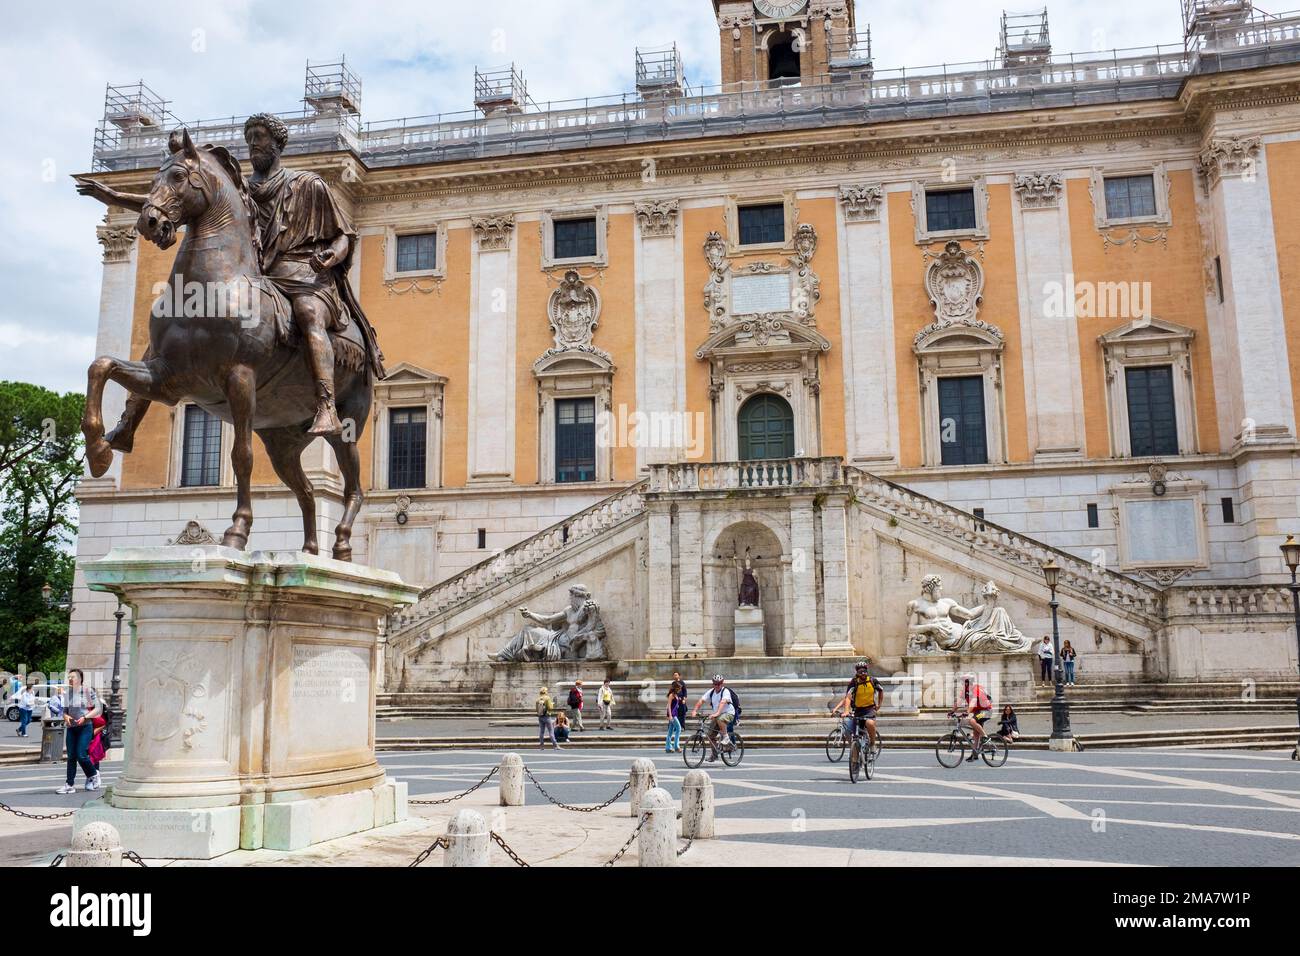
(834, 660, 882, 750)
(691, 675, 735, 762)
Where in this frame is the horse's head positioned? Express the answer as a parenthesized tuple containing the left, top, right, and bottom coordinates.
(137, 129, 216, 250)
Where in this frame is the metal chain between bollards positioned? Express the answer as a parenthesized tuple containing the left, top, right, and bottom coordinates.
(48, 853, 65, 868)
(1, 801, 75, 821)
(407, 835, 449, 867)
(409, 766, 499, 805)
(676, 837, 693, 858)
(601, 813, 648, 867)
(489, 831, 531, 867)
(524, 766, 629, 812)
(123, 850, 148, 867)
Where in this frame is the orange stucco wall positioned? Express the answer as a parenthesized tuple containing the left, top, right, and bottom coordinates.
(1267, 140, 1300, 432)
(1066, 170, 1219, 458)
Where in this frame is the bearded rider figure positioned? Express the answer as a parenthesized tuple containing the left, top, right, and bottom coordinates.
(75, 113, 385, 446)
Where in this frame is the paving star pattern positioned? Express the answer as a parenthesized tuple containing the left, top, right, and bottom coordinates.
(1, 748, 1297, 866)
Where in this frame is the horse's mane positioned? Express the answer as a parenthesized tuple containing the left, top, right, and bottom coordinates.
(167, 129, 262, 264)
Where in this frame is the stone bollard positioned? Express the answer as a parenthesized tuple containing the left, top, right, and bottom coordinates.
(681, 769, 715, 840)
(444, 809, 490, 867)
(499, 753, 525, 806)
(67, 822, 123, 868)
(637, 787, 677, 867)
(629, 758, 658, 817)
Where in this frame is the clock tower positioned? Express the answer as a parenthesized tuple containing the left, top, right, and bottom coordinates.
(713, 0, 859, 89)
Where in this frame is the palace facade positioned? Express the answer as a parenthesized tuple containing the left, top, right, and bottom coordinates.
(69, 1, 1300, 692)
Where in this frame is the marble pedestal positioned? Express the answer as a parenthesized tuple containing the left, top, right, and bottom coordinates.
(902, 651, 1036, 710)
(489, 660, 621, 709)
(74, 546, 418, 860)
(733, 606, 765, 657)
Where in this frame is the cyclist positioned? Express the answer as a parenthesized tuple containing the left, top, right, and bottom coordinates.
(690, 674, 736, 762)
(833, 660, 882, 752)
(952, 673, 992, 762)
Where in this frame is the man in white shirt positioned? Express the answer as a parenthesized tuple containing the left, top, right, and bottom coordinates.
(690, 675, 735, 762)
(16, 684, 35, 737)
(1037, 635, 1054, 685)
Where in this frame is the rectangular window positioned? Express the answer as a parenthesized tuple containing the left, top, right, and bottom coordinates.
(1087, 503, 1099, 528)
(555, 397, 596, 483)
(553, 217, 597, 260)
(1104, 175, 1158, 220)
(1221, 497, 1235, 523)
(737, 203, 786, 246)
(477, 528, 487, 549)
(925, 188, 977, 233)
(937, 376, 988, 466)
(1125, 365, 1179, 457)
(180, 405, 222, 487)
(395, 232, 437, 273)
(388, 407, 427, 489)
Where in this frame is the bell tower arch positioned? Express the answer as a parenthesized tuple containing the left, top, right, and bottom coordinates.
(713, 1, 859, 89)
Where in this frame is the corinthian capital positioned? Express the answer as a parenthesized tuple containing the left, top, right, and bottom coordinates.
(634, 199, 679, 238)
(1197, 136, 1262, 189)
(96, 224, 137, 264)
(471, 215, 515, 251)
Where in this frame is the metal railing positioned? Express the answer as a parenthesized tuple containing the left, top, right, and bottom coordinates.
(90, 9, 1300, 172)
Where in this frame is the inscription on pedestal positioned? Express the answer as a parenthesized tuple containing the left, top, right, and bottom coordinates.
(290, 643, 371, 754)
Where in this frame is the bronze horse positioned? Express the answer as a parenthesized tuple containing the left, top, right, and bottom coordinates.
(78, 130, 372, 560)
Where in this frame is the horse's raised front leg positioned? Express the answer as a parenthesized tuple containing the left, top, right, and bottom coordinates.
(83, 354, 170, 478)
(325, 432, 363, 562)
(221, 365, 257, 550)
(258, 427, 319, 555)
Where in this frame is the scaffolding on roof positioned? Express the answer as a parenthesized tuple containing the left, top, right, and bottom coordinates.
(999, 8, 1051, 67)
(474, 64, 531, 115)
(304, 56, 361, 114)
(636, 43, 689, 98)
(828, 26, 873, 70)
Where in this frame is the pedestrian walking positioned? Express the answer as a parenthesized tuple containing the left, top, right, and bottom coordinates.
(597, 678, 615, 729)
(55, 669, 102, 794)
(566, 680, 585, 731)
(536, 686, 559, 749)
(16, 682, 34, 737)
(1061, 640, 1078, 685)
(664, 680, 683, 753)
(1037, 636, 1054, 684)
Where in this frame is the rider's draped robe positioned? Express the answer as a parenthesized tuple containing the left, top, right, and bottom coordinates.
(248, 166, 386, 379)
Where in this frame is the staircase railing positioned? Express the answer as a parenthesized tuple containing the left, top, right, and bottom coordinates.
(1165, 584, 1294, 618)
(841, 464, 1164, 620)
(389, 480, 649, 633)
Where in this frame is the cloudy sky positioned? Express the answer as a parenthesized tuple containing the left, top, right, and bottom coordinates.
(0, 0, 1182, 395)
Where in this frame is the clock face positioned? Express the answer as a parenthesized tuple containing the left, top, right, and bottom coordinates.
(754, 0, 808, 19)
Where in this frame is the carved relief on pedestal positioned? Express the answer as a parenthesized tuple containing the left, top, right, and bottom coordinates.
(166, 520, 217, 546)
(96, 224, 137, 264)
(838, 183, 884, 222)
(634, 199, 680, 238)
(1012, 171, 1064, 209)
(471, 215, 515, 251)
(1197, 136, 1262, 189)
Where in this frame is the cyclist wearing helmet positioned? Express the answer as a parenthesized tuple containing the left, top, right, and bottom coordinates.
(952, 673, 992, 761)
(691, 674, 736, 762)
(833, 660, 882, 750)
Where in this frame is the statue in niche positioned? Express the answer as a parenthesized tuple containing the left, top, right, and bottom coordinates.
(906, 575, 1032, 654)
(489, 584, 608, 662)
(731, 546, 761, 608)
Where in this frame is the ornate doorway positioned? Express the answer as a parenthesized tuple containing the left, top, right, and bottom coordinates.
(738, 393, 795, 460)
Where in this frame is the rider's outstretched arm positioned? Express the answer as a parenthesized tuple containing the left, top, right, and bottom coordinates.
(76, 179, 148, 213)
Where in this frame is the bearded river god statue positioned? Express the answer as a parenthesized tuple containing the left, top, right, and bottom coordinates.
(906, 575, 1033, 654)
(489, 585, 608, 663)
(74, 116, 386, 561)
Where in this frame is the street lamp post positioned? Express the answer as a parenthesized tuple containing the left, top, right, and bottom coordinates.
(1041, 558, 1075, 751)
(109, 603, 126, 744)
(1280, 536, 1300, 762)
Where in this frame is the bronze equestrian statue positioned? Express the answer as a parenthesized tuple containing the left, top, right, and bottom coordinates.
(75, 116, 385, 560)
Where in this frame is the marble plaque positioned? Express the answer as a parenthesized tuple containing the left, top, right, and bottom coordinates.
(1123, 497, 1201, 565)
(290, 643, 371, 754)
(731, 272, 791, 315)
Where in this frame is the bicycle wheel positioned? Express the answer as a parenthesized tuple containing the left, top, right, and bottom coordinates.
(870, 734, 883, 759)
(935, 732, 966, 769)
(825, 727, 847, 763)
(864, 746, 876, 780)
(981, 735, 1008, 768)
(848, 738, 861, 783)
(722, 733, 744, 767)
(684, 733, 707, 769)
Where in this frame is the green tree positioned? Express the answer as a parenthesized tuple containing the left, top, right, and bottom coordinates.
(0, 381, 85, 675)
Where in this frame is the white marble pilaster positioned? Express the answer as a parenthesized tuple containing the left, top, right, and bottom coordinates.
(467, 217, 517, 481)
(819, 497, 853, 653)
(786, 498, 820, 654)
(633, 200, 687, 469)
(677, 506, 706, 655)
(646, 507, 676, 657)
(93, 221, 139, 485)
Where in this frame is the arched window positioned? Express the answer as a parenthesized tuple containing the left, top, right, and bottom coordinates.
(767, 31, 800, 83)
(738, 393, 795, 461)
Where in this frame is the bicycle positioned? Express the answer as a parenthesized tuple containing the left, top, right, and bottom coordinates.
(825, 704, 848, 762)
(847, 716, 883, 783)
(684, 716, 745, 768)
(935, 712, 1007, 768)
